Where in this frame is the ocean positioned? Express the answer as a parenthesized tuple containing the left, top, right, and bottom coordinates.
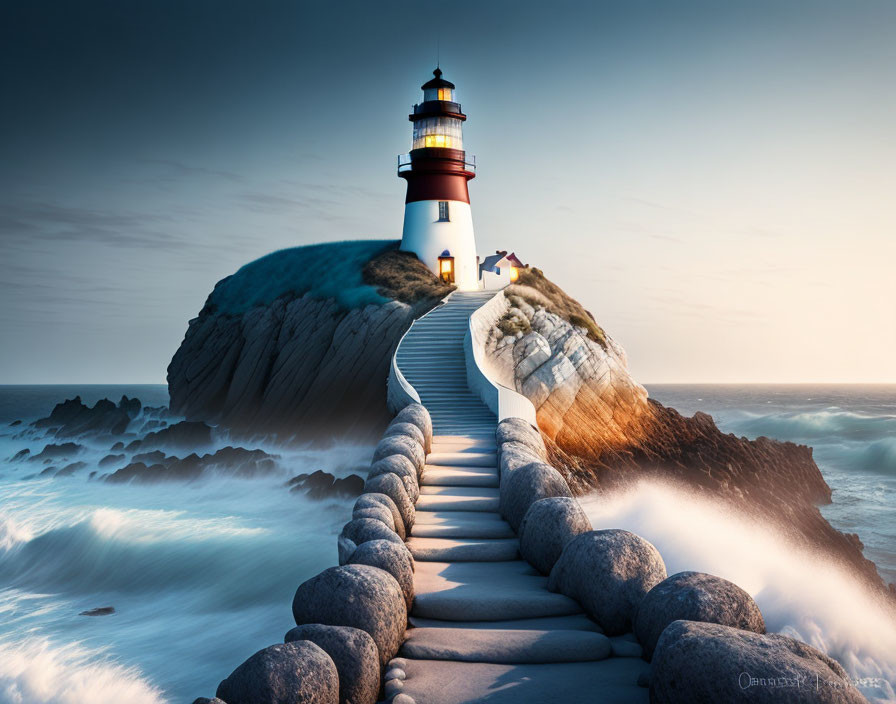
(0, 384, 894, 702)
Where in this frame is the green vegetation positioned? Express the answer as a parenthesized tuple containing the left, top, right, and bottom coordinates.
(362, 249, 455, 304)
(507, 267, 608, 349)
(206, 240, 400, 315)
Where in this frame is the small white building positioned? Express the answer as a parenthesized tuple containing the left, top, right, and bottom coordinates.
(480, 251, 525, 290)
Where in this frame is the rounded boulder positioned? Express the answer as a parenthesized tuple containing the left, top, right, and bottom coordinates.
(284, 625, 380, 704)
(635, 571, 766, 660)
(373, 436, 424, 479)
(292, 564, 407, 667)
(368, 454, 419, 502)
(500, 461, 573, 532)
(216, 641, 338, 704)
(348, 538, 415, 611)
(548, 529, 666, 635)
(651, 620, 866, 703)
(338, 518, 405, 564)
(518, 497, 591, 575)
(354, 493, 405, 540)
(498, 441, 545, 481)
(496, 418, 547, 460)
(392, 403, 432, 453)
(364, 473, 415, 533)
(383, 421, 426, 449)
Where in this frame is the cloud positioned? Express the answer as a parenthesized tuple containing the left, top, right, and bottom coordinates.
(0, 199, 187, 249)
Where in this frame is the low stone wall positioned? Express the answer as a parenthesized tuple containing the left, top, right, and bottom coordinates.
(192, 404, 432, 704)
(494, 417, 866, 704)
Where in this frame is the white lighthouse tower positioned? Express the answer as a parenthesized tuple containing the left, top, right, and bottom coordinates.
(398, 69, 479, 290)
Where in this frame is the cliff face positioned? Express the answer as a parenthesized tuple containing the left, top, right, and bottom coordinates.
(485, 269, 890, 595)
(167, 241, 451, 441)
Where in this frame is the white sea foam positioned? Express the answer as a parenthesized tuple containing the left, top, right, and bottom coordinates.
(87, 507, 267, 543)
(0, 638, 165, 704)
(581, 480, 896, 703)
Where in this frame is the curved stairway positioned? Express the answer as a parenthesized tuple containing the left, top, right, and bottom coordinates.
(392, 292, 649, 703)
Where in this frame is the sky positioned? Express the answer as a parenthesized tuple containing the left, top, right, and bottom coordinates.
(1, 0, 894, 384)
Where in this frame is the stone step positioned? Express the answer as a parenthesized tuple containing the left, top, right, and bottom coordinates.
(395, 658, 650, 704)
(431, 436, 497, 449)
(426, 452, 497, 467)
(423, 465, 499, 488)
(400, 627, 611, 664)
(411, 511, 515, 539)
(407, 537, 519, 562)
(412, 560, 582, 621)
(415, 489, 500, 512)
(408, 613, 603, 633)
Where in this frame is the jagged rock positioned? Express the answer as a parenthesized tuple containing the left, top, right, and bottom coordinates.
(368, 455, 420, 502)
(500, 462, 573, 532)
(651, 621, 866, 703)
(292, 565, 407, 667)
(290, 470, 365, 499)
(383, 422, 426, 450)
(549, 529, 666, 635)
(216, 641, 338, 704)
(284, 624, 380, 704)
(107, 447, 279, 483)
(391, 403, 433, 453)
(372, 435, 425, 479)
(634, 571, 766, 660)
(79, 606, 115, 616)
(518, 497, 591, 575)
(32, 396, 138, 437)
(495, 417, 547, 460)
(30, 442, 81, 461)
(348, 539, 415, 611)
(98, 453, 125, 467)
(354, 493, 405, 540)
(111, 441, 125, 451)
(55, 461, 86, 477)
(512, 332, 552, 380)
(141, 420, 212, 449)
(11, 449, 29, 461)
(364, 474, 415, 533)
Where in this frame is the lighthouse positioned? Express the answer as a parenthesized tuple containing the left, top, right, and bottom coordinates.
(398, 68, 479, 290)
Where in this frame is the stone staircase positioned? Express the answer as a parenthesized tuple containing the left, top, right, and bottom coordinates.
(391, 292, 648, 703)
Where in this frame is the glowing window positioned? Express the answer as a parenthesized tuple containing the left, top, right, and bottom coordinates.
(437, 87, 453, 101)
(424, 134, 453, 148)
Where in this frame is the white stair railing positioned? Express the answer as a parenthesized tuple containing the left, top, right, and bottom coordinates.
(464, 292, 539, 428)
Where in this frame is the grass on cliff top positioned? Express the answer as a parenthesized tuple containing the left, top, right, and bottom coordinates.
(207, 240, 400, 315)
(507, 267, 608, 349)
(362, 249, 455, 304)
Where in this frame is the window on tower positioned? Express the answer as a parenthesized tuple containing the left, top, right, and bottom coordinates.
(438, 87, 453, 101)
(412, 116, 463, 150)
(438, 201, 449, 221)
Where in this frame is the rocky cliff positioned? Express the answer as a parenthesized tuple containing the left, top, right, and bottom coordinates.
(167, 240, 451, 441)
(485, 268, 892, 596)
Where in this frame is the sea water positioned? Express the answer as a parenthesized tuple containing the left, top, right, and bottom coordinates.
(0, 385, 372, 703)
(581, 384, 896, 702)
(1, 385, 894, 702)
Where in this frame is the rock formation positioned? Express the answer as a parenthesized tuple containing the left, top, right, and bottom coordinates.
(167, 241, 451, 442)
(485, 267, 892, 596)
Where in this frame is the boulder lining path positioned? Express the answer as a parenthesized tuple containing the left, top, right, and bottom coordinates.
(391, 291, 648, 703)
